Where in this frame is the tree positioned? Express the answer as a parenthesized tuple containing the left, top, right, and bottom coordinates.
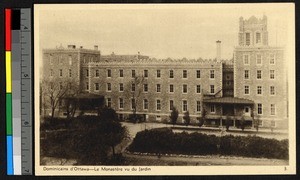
(169, 107, 179, 126)
(126, 75, 145, 123)
(41, 78, 77, 119)
(183, 111, 191, 126)
(198, 108, 207, 127)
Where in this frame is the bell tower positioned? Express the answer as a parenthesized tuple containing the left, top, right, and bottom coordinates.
(238, 15, 268, 47)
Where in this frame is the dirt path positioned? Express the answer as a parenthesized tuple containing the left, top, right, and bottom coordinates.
(123, 153, 288, 166)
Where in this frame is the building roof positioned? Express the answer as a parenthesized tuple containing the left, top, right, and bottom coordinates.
(203, 97, 254, 104)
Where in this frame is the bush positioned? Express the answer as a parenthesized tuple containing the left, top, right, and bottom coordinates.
(127, 128, 288, 160)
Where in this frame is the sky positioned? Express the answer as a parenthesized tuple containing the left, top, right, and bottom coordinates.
(36, 3, 293, 60)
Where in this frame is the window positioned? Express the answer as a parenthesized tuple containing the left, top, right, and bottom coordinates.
(257, 103, 262, 115)
(95, 83, 99, 91)
(210, 105, 215, 113)
(50, 69, 53, 77)
(59, 82, 63, 90)
(156, 84, 161, 93)
(69, 69, 72, 77)
(169, 84, 174, 93)
(270, 70, 275, 79)
(196, 101, 201, 112)
(119, 98, 124, 109)
(132, 70, 136, 78)
(245, 32, 250, 46)
(271, 121, 276, 127)
(256, 54, 262, 65)
(169, 70, 174, 78)
(196, 85, 201, 94)
(69, 56, 72, 65)
(271, 104, 276, 115)
(59, 69, 63, 77)
(131, 83, 135, 92)
(244, 54, 249, 65)
(144, 99, 148, 110)
(256, 32, 261, 44)
(270, 86, 275, 95)
(157, 70, 161, 78)
(86, 69, 89, 77)
(244, 106, 250, 114)
(183, 70, 187, 78)
(107, 98, 111, 108)
(107, 69, 111, 77)
(210, 85, 215, 94)
(156, 99, 161, 111)
(257, 86, 262, 95)
(183, 84, 188, 93)
(210, 70, 215, 79)
(245, 85, 249, 95)
(144, 84, 148, 92)
(270, 54, 275, 64)
(196, 70, 201, 78)
(119, 69, 123, 77)
(107, 83, 111, 92)
(244, 70, 249, 79)
(257, 70, 262, 79)
(119, 83, 124, 92)
(131, 99, 135, 110)
(169, 100, 174, 111)
(182, 100, 188, 112)
(86, 82, 89, 90)
(95, 70, 99, 77)
(144, 70, 148, 78)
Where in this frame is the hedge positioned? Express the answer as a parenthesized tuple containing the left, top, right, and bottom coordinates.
(127, 128, 288, 160)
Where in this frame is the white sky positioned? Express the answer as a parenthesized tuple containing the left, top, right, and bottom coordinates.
(36, 3, 293, 60)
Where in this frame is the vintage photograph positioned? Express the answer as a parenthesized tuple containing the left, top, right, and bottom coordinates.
(34, 4, 295, 175)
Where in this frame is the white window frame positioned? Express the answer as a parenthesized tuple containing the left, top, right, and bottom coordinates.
(144, 84, 148, 93)
(210, 85, 215, 94)
(257, 70, 262, 80)
(257, 103, 263, 115)
(183, 70, 187, 78)
(270, 104, 276, 116)
(156, 99, 161, 111)
(156, 70, 161, 78)
(257, 86, 262, 95)
(169, 84, 174, 93)
(210, 105, 216, 114)
(270, 54, 276, 65)
(107, 83, 111, 92)
(144, 70, 148, 78)
(169, 100, 174, 111)
(245, 85, 250, 95)
(132, 70, 136, 78)
(196, 85, 201, 94)
(169, 70, 174, 78)
(119, 98, 124, 109)
(243, 54, 250, 65)
(143, 99, 148, 110)
(270, 70, 275, 79)
(182, 84, 188, 94)
(107, 69, 111, 78)
(106, 98, 111, 108)
(196, 101, 201, 112)
(95, 83, 100, 91)
(156, 84, 161, 93)
(182, 100, 188, 112)
(244, 70, 249, 79)
(196, 70, 201, 78)
(119, 69, 124, 78)
(210, 70, 215, 79)
(256, 54, 262, 65)
(119, 83, 124, 92)
(270, 86, 275, 95)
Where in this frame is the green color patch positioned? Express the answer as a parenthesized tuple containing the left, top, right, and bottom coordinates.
(6, 93, 12, 135)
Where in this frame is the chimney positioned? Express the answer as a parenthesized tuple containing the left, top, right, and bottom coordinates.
(216, 40, 221, 61)
(94, 45, 98, 50)
(68, 45, 76, 49)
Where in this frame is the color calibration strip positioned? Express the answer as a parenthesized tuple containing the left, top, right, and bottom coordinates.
(5, 8, 32, 175)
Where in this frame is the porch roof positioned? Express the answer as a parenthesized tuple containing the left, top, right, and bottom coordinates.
(203, 97, 254, 105)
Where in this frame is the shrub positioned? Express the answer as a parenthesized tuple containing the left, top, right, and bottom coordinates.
(128, 128, 288, 160)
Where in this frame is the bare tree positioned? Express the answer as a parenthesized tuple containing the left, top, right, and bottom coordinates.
(41, 78, 79, 119)
(125, 75, 145, 123)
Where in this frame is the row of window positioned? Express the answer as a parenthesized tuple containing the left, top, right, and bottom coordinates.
(107, 98, 276, 116)
(49, 55, 73, 65)
(244, 85, 276, 95)
(107, 98, 201, 112)
(84, 69, 215, 79)
(244, 70, 276, 80)
(88, 82, 215, 94)
(243, 54, 276, 65)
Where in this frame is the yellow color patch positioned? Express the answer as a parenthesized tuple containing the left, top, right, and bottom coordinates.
(6, 51, 11, 93)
